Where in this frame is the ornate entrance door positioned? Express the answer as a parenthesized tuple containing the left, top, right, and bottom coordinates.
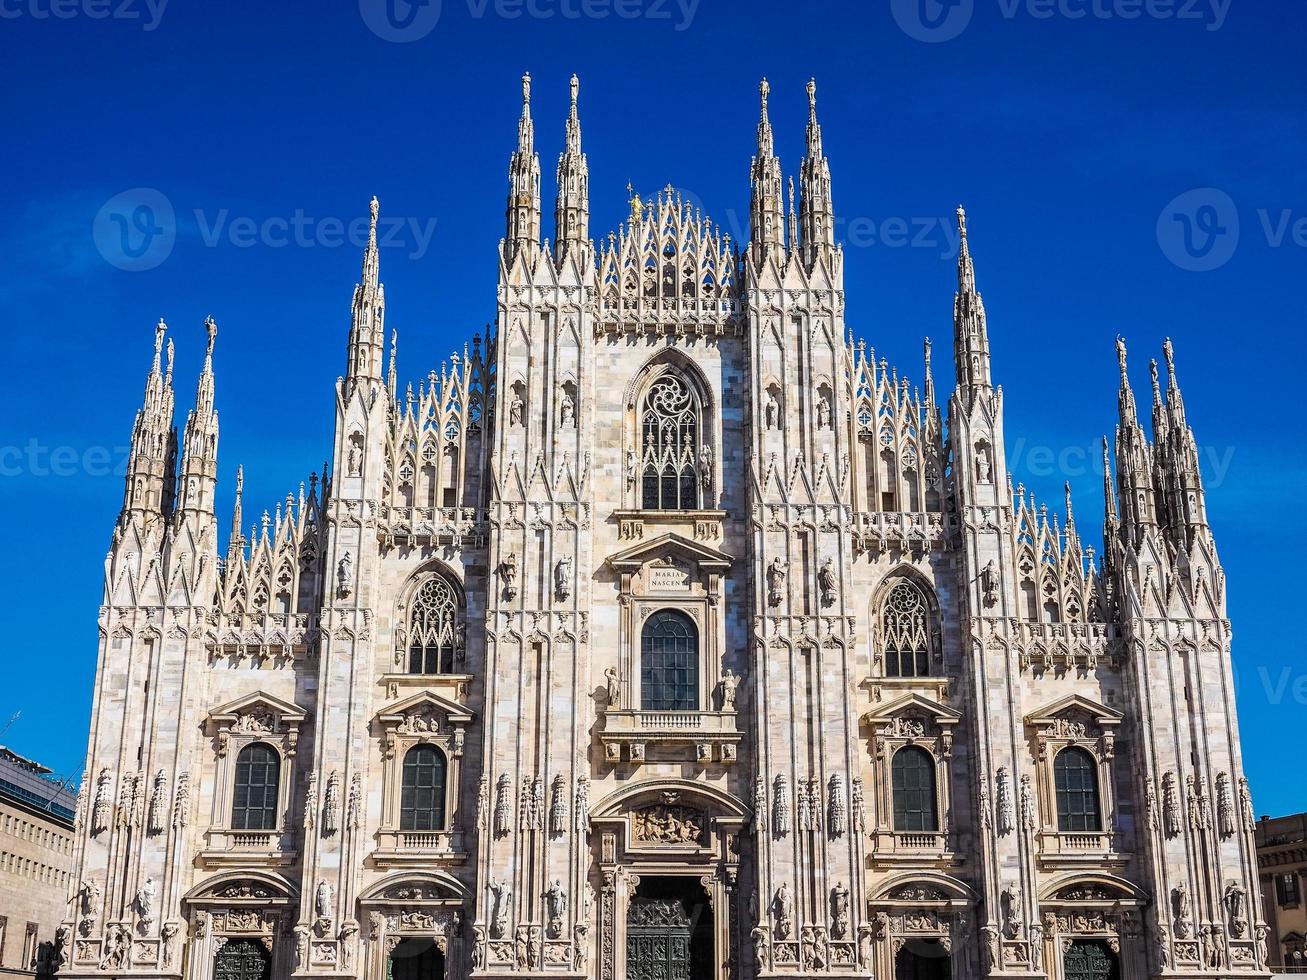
(213, 939, 271, 980)
(627, 898, 692, 980)
(1063, 940, 1119, 980)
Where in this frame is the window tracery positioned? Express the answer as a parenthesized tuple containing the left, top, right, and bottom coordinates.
(879, 580, 933, 678)
(640, 375, 701, 511)
(407, 576, 462, 675)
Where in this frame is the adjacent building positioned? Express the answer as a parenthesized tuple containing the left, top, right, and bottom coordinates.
(1256, 813, 1307, 971)
(0, 747, 76, 979)
(60, 75, 1268, 980)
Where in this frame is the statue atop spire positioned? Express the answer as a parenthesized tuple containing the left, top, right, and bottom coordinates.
(120, 319, 178, 525)
(178, 318, 220, 519)
(749, 77, 785, 262)
(554, 73, 590, 264)
(506, 70, 541, 260)
(951, 206, 991, 398)
(799, 76, 835, 268)
(346, 198, 386, 389)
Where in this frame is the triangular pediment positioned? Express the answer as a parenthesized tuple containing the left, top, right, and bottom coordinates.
(1026, 694, 1122, 729)
(863, 692, 961, 727)
(606, 532, 733, 573)
(376, 690, 473, 727)
(207, 690, 308, 728)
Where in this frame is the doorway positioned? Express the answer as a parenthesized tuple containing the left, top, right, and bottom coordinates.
(625, 877, 714, 980)
(389, 937, 445, 980)
(895, 937, 951, 980)
(1063, 938, 1119, 980)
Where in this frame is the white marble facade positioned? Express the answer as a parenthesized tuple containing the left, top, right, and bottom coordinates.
(61, 76, 1268, 980)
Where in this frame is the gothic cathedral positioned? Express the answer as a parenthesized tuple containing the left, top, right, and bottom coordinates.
(61, 75, 1268, 980)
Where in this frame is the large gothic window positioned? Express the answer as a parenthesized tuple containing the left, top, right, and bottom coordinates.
(1054, 747, 1102, 832)
(880, 580, 933, 678)
(408, 576, 461, 675)
(640, 374, 701, 510)
(231, 743, 280, 831)
(640, 610, 699, 711)
(400, 745, 447, 831)
(891, 746, 938, 832)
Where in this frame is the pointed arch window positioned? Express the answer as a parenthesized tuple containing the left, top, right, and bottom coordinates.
(640, 610, 699, 711)
(407, 576, 462, 675)
(891, 746, 938, 832)
(1054, 747, 1102, 832)
(640, 375, 701, 511)
(399, 745, 447, 831)
(880, 580, 933, 678)
(231, 743, 280, 831)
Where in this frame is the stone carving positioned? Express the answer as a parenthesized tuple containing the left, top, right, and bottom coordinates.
(476, 774, 489, 830)
(339, 920, 359, 972)
(494, 774, 512, 835)
(1216, 771, 1235, 839)
(336, 551, 353, 598)
(632, 804, 704, 845)
(489, 879, 512, 939)
(816, 395, 832, 430)
(574, 922, 590, 971)
(554, 555, 573, 601)
(1224, 881, 1248, 938)
(146, 770, 167, 834)
(996, 767, 1015, 835)
(981, 927, 1000, 973)
(1000, 882, 1021, 939)
(980, 559, 999, 606)
(92, 768, 113, 835)
(472, 926, 488, 970)
(765, 392, 779, 429)
(546, 880, 566, 938)
(510, 392, 525, 427)
(1172, 883, 1191, 938)
(850, 776, 867, 834)
(720, 667, 739, 710)
(55, 924, 71, 969)
(172, 770, 189, 829)
(752, 775, 767, 832)
(549, 774, 568, 834)
(828, 773, 846, 837)
(766, 557, 787, 607)
(135, 877, 157, 930)
(315, 881, 334, 935)
(575, 774, 591, 833)
(751, 924, 771, 971)
(498, 552, 518, 600)
(303, 771, 317, 831)
(1163, 771, 1181, 837)
(1019, 773, 1035, 833)
(830, 882, 850, 938)
(347, 771, 363, 830)
(99, 923, 128, 970)
(1239, 776, 1256, 831)
(559, 391, 575, 428)
(817, 557, 837, 606)
(773, 773, 790, 835)
(604, 666, 621, 708)
(322, 771, 341, 835)
(293, 924, 311, 970)
(773, 883, 794, 940)
(519, 774, 544, 830)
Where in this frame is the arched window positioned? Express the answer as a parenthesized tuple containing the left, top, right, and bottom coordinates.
(640, 610, 699, 711)
(400, 745, 448, 831)
(408, 576, 461, 675)
(891, 746, 938, 832)
(640, 374, 701, 510)
(880, 580, 933, 678)
(1054, 747, 1102, 832)
(231, 743, 280, 831)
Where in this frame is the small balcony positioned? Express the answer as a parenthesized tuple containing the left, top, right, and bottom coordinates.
(1036, 829, 1127, 869)
(600, 709, 741, 765)
(869, 829, 959, 868)
(200, 828, 296, 868)
(372, 828, 468, 868)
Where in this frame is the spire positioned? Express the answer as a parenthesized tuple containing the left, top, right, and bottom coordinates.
(119, 318, 178, 525)
(553, 73, 590, 265)
(951, 207, 992, 398)
(345, 198, 386, 391)
(177, 317, 221, 519)
(1158, 338, 1209, 534)
(1112, 338, 1157, 535)
(799, 77, 836, 267)
(386, 329, 398, 401)
(505, 71, 541, 261)
(227, 464, 245, 562)
(749, 78, 786, 262)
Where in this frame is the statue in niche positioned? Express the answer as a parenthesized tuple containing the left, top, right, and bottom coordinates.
(604, 666, 621, 709)
(720, 668, 739, 710)
(498, 552, 518, 601)
(765, 393, 779, 430)
(510, 392, 525, 427)
(975, 442, 992, 483)
(816, 396, 832, 430)
(766, 557, 787, 607)
(773, 883, 794, 939)
(554, 555, 573, 601)
(817, 557, 837, 606)
(559, 392, 575, 428)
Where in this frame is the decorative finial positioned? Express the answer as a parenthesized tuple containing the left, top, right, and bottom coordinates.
(807, 77, 816, 109)
(956, 205, 967, 233)
(570, 73, 578, 107)
(370, 195, 379, 225)
(154, 317, 167, 356)
(924, 337, 932, 363)
(1149, 358, 1161, 399)
(1163, 337, 1176, 375)
(522, 72, 531, 105)
(627, 182, 641, 224)
(760, 77, 770, 108)
(204, 315, 217, 356)
(1115, 336, 1128, 376)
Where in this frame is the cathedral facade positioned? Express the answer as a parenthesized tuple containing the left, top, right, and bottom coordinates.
(60, 75, 1268, 980)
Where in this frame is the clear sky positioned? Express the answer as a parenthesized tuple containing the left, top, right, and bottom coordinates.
(0, 0, 1303, 814)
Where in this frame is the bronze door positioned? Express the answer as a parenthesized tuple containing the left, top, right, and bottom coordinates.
(627, 898, 692, 980)
(213, 939, 271, 980)
(1063, 940, 1119, 980)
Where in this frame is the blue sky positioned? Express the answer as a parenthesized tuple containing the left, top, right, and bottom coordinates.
(0, 0, 1303, 813)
